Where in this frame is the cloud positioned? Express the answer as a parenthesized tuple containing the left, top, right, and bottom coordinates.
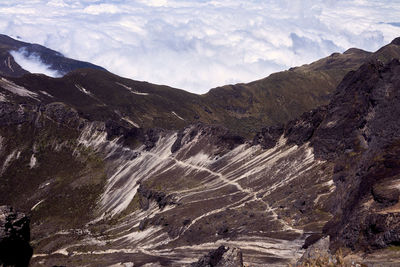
(10, 48, 63, 78)
(0, 0, 399, 93)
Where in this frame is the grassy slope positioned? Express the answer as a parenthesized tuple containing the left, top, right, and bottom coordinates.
(3, 37, 400, 138)
(202, 48, 372, 135)
(5, 47, 375, 138)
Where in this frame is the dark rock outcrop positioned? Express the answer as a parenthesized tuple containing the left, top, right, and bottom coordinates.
(137, 184, 176, 211)
(318, 59, 400, 251)
(44, 102, 81, 128)
(252, 124, 284, 149)
(144, 128, 161, 151)
(191, 246, 243, 267)
(217, 134, 245, 150)
(249, 58, 400, 254)
(302, 233, 325, 249)
(271, 59, 400, 253)
(195, 123, 245, 151)
(0, 205, 32, 267)
(0, 103, 35, 126)
(285, 106, 327, 146)
(363, 213, 400, 249)
(171, 131, 184, 153)
(105, 119, 144, 147)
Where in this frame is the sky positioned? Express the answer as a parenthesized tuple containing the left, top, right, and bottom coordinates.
(0, 0, 399, 94)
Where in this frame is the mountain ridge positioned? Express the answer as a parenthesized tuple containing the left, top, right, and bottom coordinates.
(3, 34, 400, 137)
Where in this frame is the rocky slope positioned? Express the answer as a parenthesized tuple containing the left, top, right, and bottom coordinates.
(255, 56, 400, 264)
(0, 36, 400, 266)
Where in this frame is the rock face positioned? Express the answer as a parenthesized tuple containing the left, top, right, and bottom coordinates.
(191, 246, 243, 267)
(247, 56, 400, 259)
(316, 59, 400, 251)
(253, 58, 400, 253)
(0, 205, 32, 267)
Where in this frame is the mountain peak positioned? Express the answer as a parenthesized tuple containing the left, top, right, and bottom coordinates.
(343, 47, 368, 55)
(391, 37, 400, 46)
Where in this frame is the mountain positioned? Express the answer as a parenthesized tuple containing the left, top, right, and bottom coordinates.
(1, 35, 400, 266)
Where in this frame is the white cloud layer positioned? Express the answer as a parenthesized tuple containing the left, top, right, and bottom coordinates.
(10, 48, 63, 78)
(0, 0, 399, 93)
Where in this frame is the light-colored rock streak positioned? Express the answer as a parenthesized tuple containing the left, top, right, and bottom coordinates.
(39, 90, 53, 98)
(0, 78, 38, 99)
(98, 133, 178, 216)
(1, 149, 20, 174)
(31, 199, 44, 211)
(7, 56, 14, 72)
(171, 111, 184, 120)
(79, 125, 320, 223)
(75, 84, 92, 96)
(116, 82, 149, 95)
(72, 125, 331, 265)
(29, 154, 37, 168)
(0, 92, 7, 102)
(122, 117, 139, 128)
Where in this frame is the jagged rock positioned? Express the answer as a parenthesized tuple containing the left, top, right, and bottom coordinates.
(372, 181, 400, 206)
(174, 123, 244, 153)
(297, 236, 332, 265)
(0, 205, 32, 267)
(319, 59, 400, 251)
(312, 60, 386, 160)
(144, 128, 161, 151)
(171, 131, 184, 153)
(217, 225, 229, 236)
(302, 233, 325, 249)
(105, 119, 144, 148)
(191, 246, 243, 267)
(44, 102, 81, 127)
(285, 107, 327, 146)
(252, 124, 284, 149)
(217, 134, 244, 150)
(137, 184, 175, 210)
(0, 103, 35, 126)
(364, 213, 400, 248)
(139, 219, 147, 231)
(105, 119, 129, 139)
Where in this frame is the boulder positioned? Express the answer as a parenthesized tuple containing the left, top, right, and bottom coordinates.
(0, 205, 32, 267)
(297, 236, 332, 265)
(191, 245, 243, 267)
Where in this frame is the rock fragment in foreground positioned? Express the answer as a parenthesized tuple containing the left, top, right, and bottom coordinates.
(297, 236, 350, 266)
(0, 205, 32, 267)
(191, 245, 243, 267)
